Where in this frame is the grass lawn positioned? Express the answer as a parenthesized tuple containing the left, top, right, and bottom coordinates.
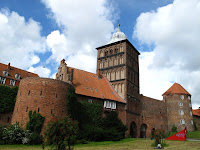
(0, 138, 200, 150)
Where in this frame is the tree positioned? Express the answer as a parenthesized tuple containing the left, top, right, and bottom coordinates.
(45, 116, 78, 150)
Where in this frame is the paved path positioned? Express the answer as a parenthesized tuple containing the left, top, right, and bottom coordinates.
(187, 138, 200, 141)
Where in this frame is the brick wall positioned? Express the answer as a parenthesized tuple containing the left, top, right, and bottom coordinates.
(140, 95, 168, 138)
(11, 77, 74, 134)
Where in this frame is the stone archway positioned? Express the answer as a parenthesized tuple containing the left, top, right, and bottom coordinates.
(140, 124, 147, 138)
(130, 121, 137, 138)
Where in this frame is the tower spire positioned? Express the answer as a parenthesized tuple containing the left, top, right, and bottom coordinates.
(118, 24, 120, 32)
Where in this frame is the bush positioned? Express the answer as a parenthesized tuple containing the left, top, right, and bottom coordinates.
(28, 132, 43, 145)
(153, 129, 166, 146)
(171, 124, 177, 132)
(0, 124, 4, 144)
(2, 123, 28, 144)
(45, 116, 79, 150)
(101, 111, 127, 141)
(26, 110, 45, 134)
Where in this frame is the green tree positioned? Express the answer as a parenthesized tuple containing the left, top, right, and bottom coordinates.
(101, 111, 127, 141)
(26, 110, 45, 134)
(45, 116, 78, 150)
(0, 85, 18, 113)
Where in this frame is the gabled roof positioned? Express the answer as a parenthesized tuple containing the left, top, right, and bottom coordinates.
(68, 67, 125, 103)
(193, 109, 200, 117)
(0, 62, 39, 80)
(162, 83, 191, 96)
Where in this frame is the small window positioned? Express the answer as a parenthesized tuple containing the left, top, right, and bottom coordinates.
(56, 93, 57, 98)
(88, 99, 92, 103)
(95, 88, 98, 92)
(180, 95, 184, 100)
(28, 90, 30, 95)
(38, 108, 40, 112)
(15, 74, 21, 79)
(40, 91, 42, 96)
(180, 119, 185, 125)
(189, 103, 192, 107)
(3, 71, 8, 76)
(26, 107, 28, 112)
(10, 80, 15, 86)
(179, 110, 184, 115)
(90, 88, 93, 91)
(179, 102, 183, 107)
(51, 109, 53, 114)
(191, 120, 193, 125)
(0, 77, 6, 84)
(188, 96, 191, 100)
(86, 78, 88, 82)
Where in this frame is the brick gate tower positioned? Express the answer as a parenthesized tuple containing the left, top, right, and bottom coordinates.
(96, 25, 141, 137)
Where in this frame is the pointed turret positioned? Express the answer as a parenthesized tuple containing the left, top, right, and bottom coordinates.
(162, 83, 191, 96)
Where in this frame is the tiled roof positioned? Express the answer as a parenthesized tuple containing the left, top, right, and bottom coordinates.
(162, 83, 191, 96)
(68, 67, 125, 103)
(0, 62, 39, 80)
(193, 109, 200, 117)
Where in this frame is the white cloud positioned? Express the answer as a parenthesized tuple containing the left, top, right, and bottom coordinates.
(0, 9, 46, 69)
(134, 0, 200, 108)
(27, 66, 51, 78)
(42, 0, 116, 73)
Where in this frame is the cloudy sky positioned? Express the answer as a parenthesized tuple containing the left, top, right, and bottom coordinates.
(0, 0, 200, 108)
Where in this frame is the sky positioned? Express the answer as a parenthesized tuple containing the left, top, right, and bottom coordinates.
(0, 0, 200, 109)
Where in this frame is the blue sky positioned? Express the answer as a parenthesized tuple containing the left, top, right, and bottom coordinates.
(0, 0, 200, 108)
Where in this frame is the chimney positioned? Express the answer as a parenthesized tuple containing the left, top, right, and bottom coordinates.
(7, 63, 10, 70)
(70, 69, 74, 83)
(97, 69, 101, 78)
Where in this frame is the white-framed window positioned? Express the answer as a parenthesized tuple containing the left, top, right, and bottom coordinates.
(10, 80, 15, 86)
(88, 99, 92, 103)
(15, 74, 21, 79)
(188, 96, 191, 100)
(190, 111, 193, 116)
(3, 71, 8, 76)
(0, 77, 6, 84)
(180, 119, 185, 125)
(180, 95, 184, 100)
(191, 120, 193, 125)
(179, 102, 183, 107)
(179, 110, 184, 115)
(104, 100, 116, 109)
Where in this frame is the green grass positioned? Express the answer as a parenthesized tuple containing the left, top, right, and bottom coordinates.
(0, 138, 200, 150)
(167, 131, 200, 139)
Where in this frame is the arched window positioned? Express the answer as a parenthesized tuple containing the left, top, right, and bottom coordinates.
(115, 48, 118, 54)
(105, 50, 108, 56)
(110, 49, 113, 55)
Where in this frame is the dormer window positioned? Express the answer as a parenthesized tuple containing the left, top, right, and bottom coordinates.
(3, 71, 8, 76)
(10, 80, 15, 86)
(15, 74, 21, 79)
(0, 77, 6, 84)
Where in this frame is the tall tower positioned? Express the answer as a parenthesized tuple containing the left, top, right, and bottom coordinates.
(96, 25, 141, 137)
(163, 83, 194, 131)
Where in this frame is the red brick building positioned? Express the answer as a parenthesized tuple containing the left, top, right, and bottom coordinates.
(6, 25, 199, 138)
(0, 62, 39, 87)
